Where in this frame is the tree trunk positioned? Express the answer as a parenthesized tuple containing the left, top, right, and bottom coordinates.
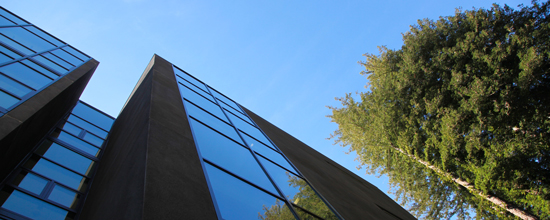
(391, 145, 538, 220)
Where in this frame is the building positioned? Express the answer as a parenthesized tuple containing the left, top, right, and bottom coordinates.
(0, 7, 416, 220)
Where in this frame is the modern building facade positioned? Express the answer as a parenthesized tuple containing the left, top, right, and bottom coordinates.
(0, 7, 416, 220)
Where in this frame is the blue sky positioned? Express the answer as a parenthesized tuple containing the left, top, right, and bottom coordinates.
(4, 0, 532, 209)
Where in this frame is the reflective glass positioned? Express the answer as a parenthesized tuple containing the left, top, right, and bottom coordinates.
(1, 190, 68, 220)
(255, 149, 297, 175)
(185, 104, 240, 142)
(190, 120, 276, 193)
(211, 89, 242, 113)
(38, 142, 94, 175)
(0, 15, 15, 26)
(0, 10, 28, 25)
(59, 121, 82, 137)
(258, 157, 300, 199)
(24, 158, 85, 191)
(0, 52, 10, 63)
(173, 67, 207, 91)
(51, 48, 82, 66)
(0, 27, 55, 53)
(21, 59, 58, 79)
(66, 115, 108, 138)
(226, 111, 255, 130)
(82, 133, 104, 147)
(0, 62, 52, 89)
(12, 172, 48, 195)
(61, 46, 87, 61)
(178, 82, 214, 103)
(0, 44, 21, 59)
(24, 26, 64, 47)
(71, 102, 114, 131)
(42, 53, 73, 69)
(236, 122, 274, 149)
(178, 77, 212, 99)
(0, 90, 18, 109)
(0, 74, 31, 98)
(32, 55, 67, 74)
(221, 101, 252, 124)
(48, 185, 79, 209)
(56, 132, 99, 157)
(204, 164, 295, 220)
(0, 34, 33, 55)
(182, 94, 227, 123)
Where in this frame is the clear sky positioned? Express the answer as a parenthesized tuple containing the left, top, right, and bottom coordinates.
(3, 0, 532, 209)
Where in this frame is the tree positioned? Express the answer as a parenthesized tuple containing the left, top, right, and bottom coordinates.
(328, 1, 549, 219)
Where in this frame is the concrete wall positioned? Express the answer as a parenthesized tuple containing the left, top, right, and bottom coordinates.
(243, 108, 416, 220)
(80, 55, 217, 220)
(0, 59, 99, 184)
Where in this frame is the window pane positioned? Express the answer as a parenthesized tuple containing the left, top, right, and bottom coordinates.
(204, 163, 295, 220)
(42, 53, 73, 69)
(59, 121, 82, 137)
(12, 172, 48, 195)
(190, 120, 277, 193)
(211, 89, 242, 113)
(181, 93, 228, 123)
(24, 158, 86, 191)
(173, 67, 207, 91)
(0, 89, 19, 109)
(82, 132, 104, 147)
(0, 15, 16, 26)
(0, 9, 28, 25)
(21, 59, 58, 79)
(66, 115, 108, 138)
(48, 185, 79, 209)
(177, 77, 212, 100)
(178, 82, 214, 103)
(258, 157, 300, 199)
(0, 44, 22, 59)
(235, 121, 273, 148)
(0, 27, 55, 53)
(56, 132, 99, 157)
(32, 55, 67, 74)
(254, 149, 297, 175)
(38, 142, 95, 175)
(0, 34, 33, 55)
(0, 62, 52, 89)
(24, 26, 64, 47)
(50, 48, 82, 66)
(1, 190, 69, 220)
(61, 46, 87, 61)
(185, 103, 240, 143)
(71, 102, 113, 131)
(221, 101, 252, 124)
(0, 74, 31, 98)
(0, 52, 11, 64)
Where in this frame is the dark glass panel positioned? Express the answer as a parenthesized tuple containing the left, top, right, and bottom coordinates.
(0, 27, 55, 53)
(71, 102, 113, 131)
(0, 10, 28, 25)
(50, 48, 82, 66)
(0, 90, 18, 109)
(66, 115, 108, 138)
(23, 158, 86, 191)
(0, 190, 69, 220)
(37, 141, 95, 175)
(178, 82, 214, 102)
(12, 172, 48, 195)
(180, 91, 227, 123)
(0, 44, 21, 59)
(55, 132, 99, 157)
(24, 26, 64, 47)
(21, 59, 58, 79)
(82, 133, 104, 147)
(0, 62, 52, 89)
(204, 164, 295, 220)
(0, 74, 31, 98)
(185, 103, 240, 142)
(61, 46, 87, 61)
(0, 16, 15, 26)
(48, 185, 79, 209)
(42, 53, 73, 69)
(32, 55, 67, 74)
(0, 34, 33, 55)
(173, 67, 207, 91)
(59, 121, 82, 137)
(190, 119, 276, 193)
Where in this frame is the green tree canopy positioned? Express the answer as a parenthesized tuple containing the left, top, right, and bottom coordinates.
(329, 1, 549, 219)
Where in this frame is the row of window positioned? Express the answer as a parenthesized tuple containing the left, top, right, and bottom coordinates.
(173, 66, 339, 220)
(0, 7, 90, 115)
(0, 101, 114, 220)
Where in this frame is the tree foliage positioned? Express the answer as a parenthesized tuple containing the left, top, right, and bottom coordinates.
(328, 1, 549, 219)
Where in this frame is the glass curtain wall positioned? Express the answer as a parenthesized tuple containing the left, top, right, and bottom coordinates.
(0, 101, 114, 220)
(0, 7, 91, 116)
(173, 66, 340, 220)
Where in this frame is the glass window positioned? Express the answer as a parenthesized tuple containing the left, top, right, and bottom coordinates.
(82, 133, 104, 147)
(257, 157, 300, 199)
(55, 132, 99, 157)
(1, 189, 69, 220)
(48, 185, 79, 209)
(0, 34, 33, 55)
(0, 62, 52, 89)
(0, 15, 16, 26)
(32, 55, 67, 74)
(0, 9, 28, 25)
(254, 148, 297, 175)
(0, 27, 55, 54)
(220, 101, 253, 124)
(185, 104, 240, 143)
(0, 74, 32, 98)
(181, 93, 227, 123)
(177, 77, 212, 98)
(71, 102, 114, 131)
(226, 111, 254, 130)
(50, 48, 82, 66)
(0, 89, 19, 109)
(0, 52, 11, 64)
(190, 119, 277, 193)
(61, 46, 87, 62)
(173, 67, 207, 91)
(36, 141, 95, 175)
(23, 158, 86, 191)
(66, 115, 108, 139)
(59, 121, 82, 137)
(204, 163, 295, 220)
(210, 88, 242, 113)
(42, 53, 73, 69)
(21, 59, 58, 79)
(12, 172, 48, 195)
(0, 44, 22, 59)
(235, 122, 274, 149)
(178, 82, 214, 103)
(24, 26, 64, 47)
